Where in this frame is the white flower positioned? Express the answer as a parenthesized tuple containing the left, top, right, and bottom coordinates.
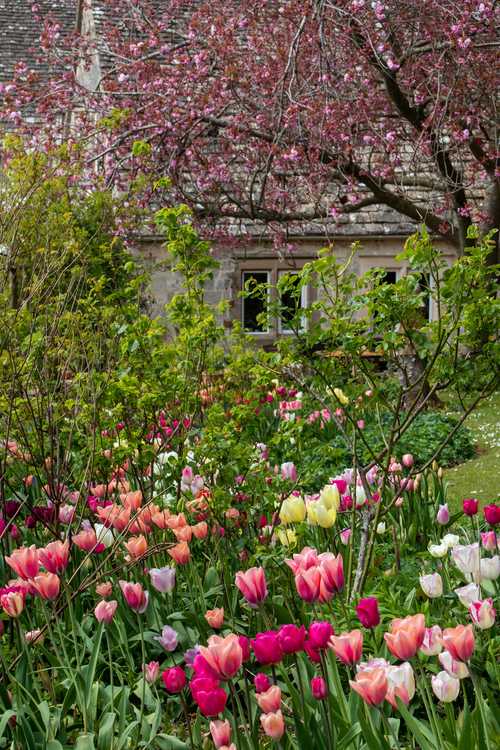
(451, 543, 480, 580)
(438, 651, 469, 679)
(431, 671, 460, 702)
(419, 572, 443, 598)
(479, 555, 500, 581)
(442, 534, 460, 548)
(428, 542, 448, 558)
(376, 522, 386, 535)
(94, 523, 114, 548)
(454, 583, 481, 607)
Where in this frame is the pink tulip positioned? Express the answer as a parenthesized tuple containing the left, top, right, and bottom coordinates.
(436, 504, 449, 525)
(285, 547, 319, 574)
(441, 624, 475, 662)
(431, 671, 460, 702)
(462, 498, 478, 516)
(277, 624, 306, 654)
(481, 531, 498, 552)
(0, 590, 25, 617)
(73, 529, 102, 553)
(308, 621, 334, 650)
(119, 580, 149, 613)
(329, 630, 363, 665)
(318, 552, 344, 594)
(235, 567, 268, 607)
(198, 634, 243, 680)
(356, 597, 380, 628)
(33, 572, 60, 601)
(402, 454, 414, 468)
(5, 545, 39, 580)
(38, 540, 70, 574)
(385, 662, 415, 708)
(281, 462, 297, 482)
(256, 685, 281, 713)
(438, 651, 469, 679)
(190, 679, 227, 716)
(143, 661, 160, 683)
(340, 528, 352, 545)
(384, 614, 425, 660)
(350, 667, 388, 706)
(294, 567, 321, 602)
(162, 666, 186, 693)
(260, 710, 285, 740)
(96, 582, 113, 598)
(94, 600, 118, 624)
(205, 608, 224, 629)
(210, 719, 232, 749)
(311, 676, 328, 700)
(469, 599, 496, 630)
(254, 673, 271, 693)
(251, 631, 283, 665)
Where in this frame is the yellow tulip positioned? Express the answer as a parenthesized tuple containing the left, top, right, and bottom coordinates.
(314, 502, 337, 528)
(275, 528, 297, 547)
(320, 484, 340, 511)
(279, 495, 306, 525)
(333, 388, 349, 406)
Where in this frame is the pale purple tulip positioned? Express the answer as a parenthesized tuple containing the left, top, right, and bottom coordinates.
(154, 625, 178, 652)
(149, 566, 176, 594)
(436, 504, 449, 525)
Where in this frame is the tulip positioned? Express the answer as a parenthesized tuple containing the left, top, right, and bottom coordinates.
(307, 500, 336, 528)
(333, 387, 349, 405)
(96, 582, 113, 598)
(350, 668, 388, 706)
(38, 540, 70, 574)
(294, 567, 321, 603)
(0, 591, 24, 617)
(192, 682, 227, 716)
(340, 528, 352, 545)
(210, 719, 232, 749)
(119, 581, 149, 613)
(320, 484, 340, 511)
(384, 614, 425, 660)
(73, 529, 101, 553)
(149, 566, 176, 594)
(480, 555, 500, 581)
(329, 630, 363, 665)
(376, 522, 386, 535)
(436, 504, 449, 525)
(311, 676, 328, 700)
(304, 641, 322, 663)
(168, 541, 191, 565)
(235, 567, 268, 607)
(25, 629, 43, 644)
(451, 543, 480, 580)
(124, 535, 147, 559)
(484, 503, 500, 526)
(428, 541, 448, 558)
(431, 671, 460, 702)
(470, 598, 496, 629)
(260, 710, 285, 740)
(462, 498, 478, 516)
(441, 624, 474, 662)
(33, 572, 60, 601)
(356, 597, 380, 628)
(254, 673, 271, 693)
(419, 572, 443, 599)
(279, 495, 306, 524)
(442, 534, 460, 548)
(256, 685, 281, 713)
(5, 545, 39, 580)
(385, 662, 415, 707)
(144, 661, 160, 683)
(285, 546, 319, 574)
(275, 528, 297, 547)
(281, 462, 297, 482)
(199, 634, 243, 680)
(419, 626, 442, 656)
(308, 621, 334, 650)
(455, 582, 481, 607)
(162, 666, 186, 693)
(205, 608, 224, 629)
(94, 600, 118, 624)
(438, 651, 469, 679)
(278, 624, 306, 654)
(251, 631, 283, 665)
(238, 635, 251, 661)
(155, 625, 178, 652)
(402, 454, 414, 468)
(192, 521, 209, 539)
(481, 531, 498, 552)
(318, 552, 344, 594)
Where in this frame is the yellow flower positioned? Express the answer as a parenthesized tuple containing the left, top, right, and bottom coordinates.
(320, 484, 340, 511)
(307, 500, 337, 528)
(275, 528, 297, 547)
(333, 388, 349, 406)
(279, 495, 306, 525)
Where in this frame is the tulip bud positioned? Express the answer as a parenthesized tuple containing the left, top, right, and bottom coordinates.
(436, 504, 449, 525)
(162, 666, 186, 693)
(310, 676, 328, 700)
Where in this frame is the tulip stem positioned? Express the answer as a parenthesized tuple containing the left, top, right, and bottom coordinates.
(138, 614, 146, 733)
(180, 691, 195, 749)
(470, 670, 491, 750)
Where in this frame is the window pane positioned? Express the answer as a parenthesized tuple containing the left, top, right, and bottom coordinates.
(380, 270, 397, 285)
(279, 273, 302, 331)
(242, 272, 269, 332)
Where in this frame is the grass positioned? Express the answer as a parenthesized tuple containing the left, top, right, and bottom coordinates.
(443, 390, 500, 507)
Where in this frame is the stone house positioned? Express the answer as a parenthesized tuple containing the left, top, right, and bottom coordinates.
(0, 0, 458, 345)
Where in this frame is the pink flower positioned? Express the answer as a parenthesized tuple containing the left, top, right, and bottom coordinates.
(318, 552, 344, 594)
(438, 651, 469, 679)
(441, 624, 475, 662)
(285, 547, 318, 575)
(436, 504, 449, 525)
(5, 545, 39, 580)
(356, 597, 380, 628)
(33, 572, 60, 601)
(38, 540, 70, 574)
(385, 662, 415, 708)
(143, 661, 160, 683)
(94, 600, 118, 624)
(402, 454, 414, 468)
(205, 608, 224, 629)
(384, 614, 425, 660)
(190, 678, 227, 716)
(469, 598, 496, 630)
(340, 528, 352, 545)
(311, 676, 328, 700)
(462, 498, 478, 516)
(484, 503, 500, 526)
(198, 634, 243, 680)
(431, 671, 460, 702)
(0, 590, 24, 617)
(256, 685, 281, 713)
(260, 710, 285, 740)
(162, 666, 186, 693)
(329, 630, 363, 665)
(210, 719, 232, 749)
(251, 631, 283, 665)
(308, 621, 333, 650)
(419, 626, 443, 656)
(281, 462, 297, 482)
(73, 529, 102, 553)
(277, 624, 306, 654)
(481, 531, 498, 552)
(235, 567, 267, 607)
(294, 567, 321, 602)
(254, 673, 271, 693)
(350, 668, 388, 706)
(119, 580, 149, 613)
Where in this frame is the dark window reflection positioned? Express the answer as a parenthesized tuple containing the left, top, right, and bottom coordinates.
(242, 271, 269, 332)
(280, 273, 302, 331)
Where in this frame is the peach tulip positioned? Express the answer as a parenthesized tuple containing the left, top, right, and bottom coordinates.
(192, 521, 208, 539)
(329, 630, 363, 665)
(73, 529, 100, 553)
(384, 614, 425, 660)
(198, 634, 243, 680)
(441, 624, 475, 662)
(151, 509, 171, 529)
(124, 535, 148, 559)
(205, 608, 224, 629)
(96, 581, 113, 598)
(38, 540, 70, 574)
(0, 591, 25, 617)
(5, 545, 39, 580)
(168, 541, 191, 565)
(94, 600, 118, 624)
(256, 685, 281, 713)
(33, 572, 60, 600)
(260, 710, 285, 740)
(350, 668, 388, 706)
(173, 525, 193, 543)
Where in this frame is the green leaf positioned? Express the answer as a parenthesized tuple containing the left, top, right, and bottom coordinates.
(97, 712, 116, 750)
(396, 699, 438, 750)
(155, 736, 188, 750)
(0, 710, 16, 739)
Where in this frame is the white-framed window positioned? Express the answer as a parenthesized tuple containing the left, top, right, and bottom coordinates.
(241, 270, 271, 334)
(277, 270, 308, 334)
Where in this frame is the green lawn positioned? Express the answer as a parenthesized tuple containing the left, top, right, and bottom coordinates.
(444, 391, 500, 507)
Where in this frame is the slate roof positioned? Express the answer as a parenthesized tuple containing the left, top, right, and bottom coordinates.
(0, 0, 424, 240)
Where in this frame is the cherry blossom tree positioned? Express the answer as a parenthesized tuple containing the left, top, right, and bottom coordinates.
(3, 0, 499, 257)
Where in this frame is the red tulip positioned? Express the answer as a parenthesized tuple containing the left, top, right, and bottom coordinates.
(254, 673, 271, 693)
(484, 503, 500, 526)
(308, 621, 334, 650)
(311, 676, 328, 700)
(462, 498, 479, 516)
(162, 666, 186, 693)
